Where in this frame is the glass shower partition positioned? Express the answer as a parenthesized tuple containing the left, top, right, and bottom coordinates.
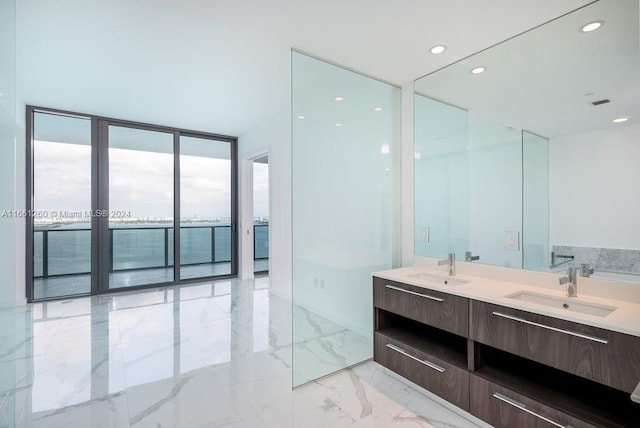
(414, 94, 470, 261)
(522, 130, 550, 270)
(291, 51, 400, 386)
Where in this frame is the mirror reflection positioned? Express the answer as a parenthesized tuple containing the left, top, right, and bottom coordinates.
(414, 0, 639, 282)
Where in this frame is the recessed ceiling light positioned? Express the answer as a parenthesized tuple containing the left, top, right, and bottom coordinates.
(612, 117, 629, 123)
(581, 20, 604, 33)
(335, 123, 343, 127)
(334, 96, 344, 101)
(373, 107, 383, 111)
(430, 45, 446, 55)
(297, 115, 305, 120)
(471, 66, 486, 74)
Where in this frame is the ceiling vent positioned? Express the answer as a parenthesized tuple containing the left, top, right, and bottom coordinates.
(592, 99, 610, 106)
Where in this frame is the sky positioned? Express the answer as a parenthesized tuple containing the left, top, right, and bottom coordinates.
(34, 140, 268, 222)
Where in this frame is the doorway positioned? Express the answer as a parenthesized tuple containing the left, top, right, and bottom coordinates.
(252, 155, 269, 275)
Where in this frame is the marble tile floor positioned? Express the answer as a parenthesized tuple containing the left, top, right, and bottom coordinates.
(33, 261, 254, 299)
(109, 263, 233, 288)
(33, 275, 90, 300)
(1, 277, 482, 428)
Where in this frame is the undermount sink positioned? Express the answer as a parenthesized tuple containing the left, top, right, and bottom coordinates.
(407, 272, 469, 287)
(507, 291, 617, 317)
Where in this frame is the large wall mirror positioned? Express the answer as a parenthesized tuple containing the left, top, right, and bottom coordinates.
(414, 0, 639, 282)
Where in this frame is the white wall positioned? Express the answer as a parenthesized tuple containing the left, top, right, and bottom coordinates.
(0, 0, 17, 308)
(13, 1, 292, 303)
(14, 1, 289, 137)
(550, 123, 640, 249)
(238, 106, 292, 299)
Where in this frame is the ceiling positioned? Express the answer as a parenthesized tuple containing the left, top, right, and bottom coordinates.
(414, 0, 639, 139)
(16, 0, 594, 136)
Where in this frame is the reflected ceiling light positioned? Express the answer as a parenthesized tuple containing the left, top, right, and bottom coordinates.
(430, 45, 446, 55)
(414, 152, 422, 160)
(297, 115, 305, 120)
(373, 107, 383, 111)
(581, 20, 603, 32)
(334, 96, 344, 101)
(381, 144, 390, 154)
(471, 66, 486, 74)
(335, 123, 343, 127)
(612, 117, 629, 123)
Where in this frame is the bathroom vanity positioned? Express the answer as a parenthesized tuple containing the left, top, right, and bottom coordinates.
(373, 267, 640, 427)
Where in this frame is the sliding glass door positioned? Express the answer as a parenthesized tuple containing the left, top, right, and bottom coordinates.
(30, 111, 92, 300)
(106, 125, 175, 289)
(27, 107, 237, 301)
(179, 136, 233, 280)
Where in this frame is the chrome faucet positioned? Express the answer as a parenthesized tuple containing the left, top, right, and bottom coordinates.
(559, 266, 578, 298)
(550, 251, 574, 268)
(438, 253, 456, 276)
(465, 251, 480, 262)
(579, 263, 594, 278)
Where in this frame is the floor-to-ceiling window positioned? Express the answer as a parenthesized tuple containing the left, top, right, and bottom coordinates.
(26, 107, 238, 301)
(179, 135, 234, 280)
(30, 111, 93, 300)
(106, 124, 176, 289)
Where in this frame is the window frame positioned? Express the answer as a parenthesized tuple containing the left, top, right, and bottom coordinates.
(26, 105, 239, 302)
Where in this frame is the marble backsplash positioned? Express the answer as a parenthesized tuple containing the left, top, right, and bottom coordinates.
(552, 245, 640, 275)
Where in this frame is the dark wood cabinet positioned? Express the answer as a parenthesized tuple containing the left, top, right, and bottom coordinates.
(375, 332, 470, 411)
(373, 277, 468, 337)
(372, 274, 640, 428)
(470, 300, 640, 393)
(470, 374, 599, 428)
(471, 344, 640, 427)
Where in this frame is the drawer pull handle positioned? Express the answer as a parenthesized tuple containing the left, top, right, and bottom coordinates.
(386, 343, 446, 373)
(492, 311, 609, 344)
(493, 393, 567, 428)
(385, 285, 444, 302)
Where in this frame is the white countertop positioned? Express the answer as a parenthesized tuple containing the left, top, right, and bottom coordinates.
(373, 266, 640, 337)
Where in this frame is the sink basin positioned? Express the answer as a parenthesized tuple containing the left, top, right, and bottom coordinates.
(507, 291, 617, 317)
(407, 272, 469, 287)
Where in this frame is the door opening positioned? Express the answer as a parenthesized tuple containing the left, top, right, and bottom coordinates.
(252, 155, 269, 275)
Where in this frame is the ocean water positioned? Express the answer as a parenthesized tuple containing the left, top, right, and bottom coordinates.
(33, 223, 268, 277)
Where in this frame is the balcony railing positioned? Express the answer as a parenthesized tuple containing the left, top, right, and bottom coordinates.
(34, 224, 268, 278)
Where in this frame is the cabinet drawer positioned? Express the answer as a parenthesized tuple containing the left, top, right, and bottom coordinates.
(470, 374, 598, 428)
(374, 332, 469, 411)
(470, 301, 640, 393)
(373, 277, 468, 337)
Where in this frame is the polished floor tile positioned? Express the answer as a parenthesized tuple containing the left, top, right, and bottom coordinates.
(0, 277, 483, 428)
(32, 260, 251, 299)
